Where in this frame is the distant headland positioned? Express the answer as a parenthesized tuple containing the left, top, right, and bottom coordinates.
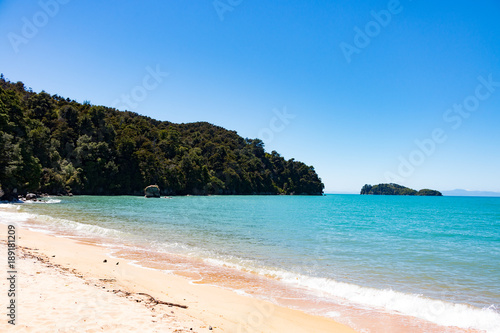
(441, 189, 500, 197)
(360, 184, 442, 196)
(0, 76, 324, 201)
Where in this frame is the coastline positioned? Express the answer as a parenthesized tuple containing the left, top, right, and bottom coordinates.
(0, 222, 356, 332)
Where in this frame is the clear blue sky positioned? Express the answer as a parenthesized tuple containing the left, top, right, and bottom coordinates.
(1, 0, 499, 193)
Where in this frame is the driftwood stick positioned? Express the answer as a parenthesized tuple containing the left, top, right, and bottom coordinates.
(136, 292, 188, 309)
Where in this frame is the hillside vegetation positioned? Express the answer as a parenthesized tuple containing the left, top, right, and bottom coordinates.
(0, 76, 324, 200)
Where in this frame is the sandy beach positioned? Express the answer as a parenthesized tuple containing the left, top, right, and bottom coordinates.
(0, 222, 356, 332)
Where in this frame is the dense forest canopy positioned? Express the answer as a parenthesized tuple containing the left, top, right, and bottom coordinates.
(0, 75, 324, 200)
(360, 183, 442, 196)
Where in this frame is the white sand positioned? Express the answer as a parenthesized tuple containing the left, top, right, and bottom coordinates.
(0, 242, 205, 332)
(0, 223, 357, 333)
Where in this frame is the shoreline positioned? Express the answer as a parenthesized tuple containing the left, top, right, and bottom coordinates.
(0, 222, 356, 332)
(1, 200, 494, 332)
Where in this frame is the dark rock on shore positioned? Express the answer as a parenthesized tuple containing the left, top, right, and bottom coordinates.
(26, 193, 38, 200)
(144, 185, 161, 198)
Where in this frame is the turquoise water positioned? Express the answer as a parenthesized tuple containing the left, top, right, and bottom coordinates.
(2, 195, 500, 332)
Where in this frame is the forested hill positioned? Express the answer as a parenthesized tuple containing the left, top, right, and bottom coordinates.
(360, 183, 442, 196)
(0, 76, 324, 200)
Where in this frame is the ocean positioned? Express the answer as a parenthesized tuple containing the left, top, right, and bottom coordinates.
(1, 195, 499, 332)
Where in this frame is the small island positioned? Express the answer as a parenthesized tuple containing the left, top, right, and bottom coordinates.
(360, 183, 442, 196)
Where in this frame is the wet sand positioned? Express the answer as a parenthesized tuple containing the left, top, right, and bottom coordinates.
(0, 223, 356, 332)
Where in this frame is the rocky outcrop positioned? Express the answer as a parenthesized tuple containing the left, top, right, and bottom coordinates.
(0, 187, 20, 202)
(144, 185, 160, 198)
(26, 193, 38, 200)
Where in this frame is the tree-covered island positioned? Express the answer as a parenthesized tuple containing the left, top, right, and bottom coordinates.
(360, 183, 442, 196)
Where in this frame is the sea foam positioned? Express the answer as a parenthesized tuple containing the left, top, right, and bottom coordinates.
(277, 271, 500, 333)
(0, 208, 126, 240)
(0, 209, 31, 224)
(200, 254, 500, 332)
